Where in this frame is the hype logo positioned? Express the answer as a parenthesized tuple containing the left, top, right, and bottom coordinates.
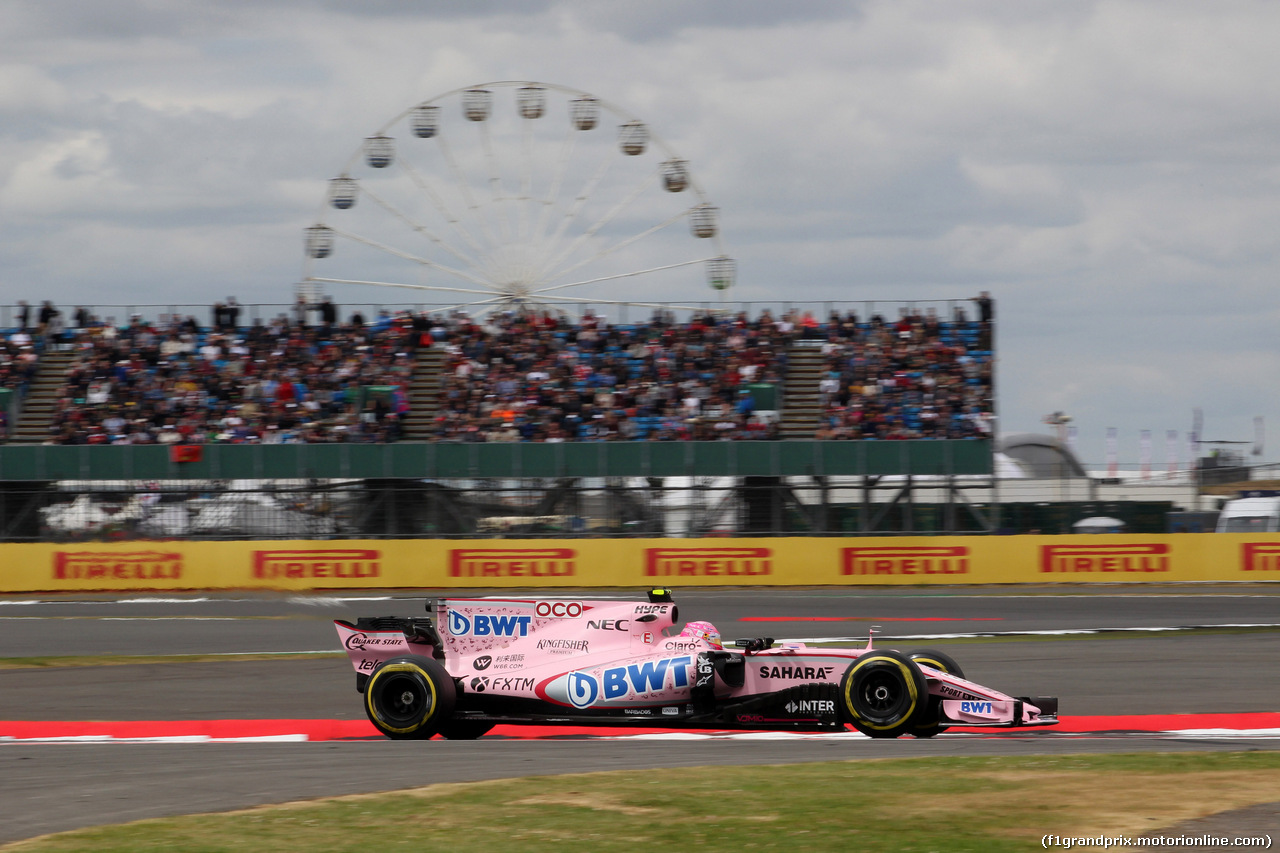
(567, 672, 599, 709)
(448, 611, 471, 636)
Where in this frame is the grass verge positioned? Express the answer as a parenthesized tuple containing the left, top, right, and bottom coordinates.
(5, 753, 1280, 852)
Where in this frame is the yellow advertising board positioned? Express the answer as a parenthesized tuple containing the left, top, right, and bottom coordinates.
(2, 533, 1279, 593)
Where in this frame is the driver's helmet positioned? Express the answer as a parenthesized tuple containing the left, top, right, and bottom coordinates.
(679, 620, 723, 649)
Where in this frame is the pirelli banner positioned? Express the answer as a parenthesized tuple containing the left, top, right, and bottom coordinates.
(2, 534, 1280, 592)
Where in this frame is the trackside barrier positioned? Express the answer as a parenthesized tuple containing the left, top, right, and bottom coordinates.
(2, 534, 1279, 592)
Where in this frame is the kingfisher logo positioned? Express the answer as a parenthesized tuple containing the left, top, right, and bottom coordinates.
(644, 548, 771, 577)
(447, 611, 534, 638)
(1241, 544, 1280, 572)
(841, 546, 968, 576)
(252, 550, 379, 580)
(53, 551, 182, 581)
(449, 548, 575, 578)
(1040, 544, 1169, 573)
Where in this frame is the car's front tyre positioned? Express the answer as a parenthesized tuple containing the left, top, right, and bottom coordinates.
(907, 648, 965, 738)
(839, 650, 928, 738)
(364, 655, 456, 740)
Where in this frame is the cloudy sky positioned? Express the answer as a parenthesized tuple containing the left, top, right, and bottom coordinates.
(1, 0, 1277, 466)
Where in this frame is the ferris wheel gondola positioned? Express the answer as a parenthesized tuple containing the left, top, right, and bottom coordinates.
(299, 81, 734, 317)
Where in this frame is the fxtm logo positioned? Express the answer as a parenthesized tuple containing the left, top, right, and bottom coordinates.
(536, 601, 583, 617)
(449, 548, 575, 578)
(1040, 544, 1169, 573)
(841, 546, 968, 576)
(447, 611, 533, 638)
(644, 548, 771, 577)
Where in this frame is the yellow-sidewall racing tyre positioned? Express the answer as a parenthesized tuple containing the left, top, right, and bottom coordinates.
(365, 655, 456, 740)
(840, 649, 928, 739)
(907, 648, 965, 739)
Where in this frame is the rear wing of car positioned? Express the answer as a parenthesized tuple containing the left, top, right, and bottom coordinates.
(334, 615, 441, 692)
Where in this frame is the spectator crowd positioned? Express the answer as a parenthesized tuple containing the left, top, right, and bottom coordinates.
(2, 297, 995, 445)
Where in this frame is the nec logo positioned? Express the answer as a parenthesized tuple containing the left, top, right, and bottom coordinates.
(644, 548, 771, 577)
(449, 549, 575, 578)
(252, 550, 380, 579)
(1040, 544, 1169, 573)
(53, 551, 182, 581)
(841, 546, 968, 576)
(1241, 544, 1280, 571)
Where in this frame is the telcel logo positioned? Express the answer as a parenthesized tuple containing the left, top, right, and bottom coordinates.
(1241, 544, 1280, 572)
(644, 548, 771, 577)
(841, 546, 968, 576)
(449, 548, 575, 578)
(447, 611, 534, 638)
(1040, 544, 1169, 573)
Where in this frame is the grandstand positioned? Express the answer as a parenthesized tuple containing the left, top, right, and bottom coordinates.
(0, 300, 996, 540)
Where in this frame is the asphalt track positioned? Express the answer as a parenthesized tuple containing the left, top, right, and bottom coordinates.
(2, 584, 1279, 844)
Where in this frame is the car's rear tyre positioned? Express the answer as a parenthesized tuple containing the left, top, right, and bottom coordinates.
(364, 655, 456, 740)
(840, 650, 928, 739)
(907, 648, 965, 738)
(438, 720, 495, 740)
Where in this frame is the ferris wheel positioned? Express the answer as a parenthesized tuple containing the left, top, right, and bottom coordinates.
(301, 81, 735, 316)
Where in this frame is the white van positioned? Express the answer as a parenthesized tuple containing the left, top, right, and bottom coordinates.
(1215, 496, 1280, 533)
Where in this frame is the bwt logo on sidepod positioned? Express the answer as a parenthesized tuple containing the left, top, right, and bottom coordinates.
(1241, 543, 1280, 572)
(53, 551, 183, 581)
(448, 610, 534, 638)
(567, 672, 599, 708)
(1040, 544, 1169, 573)
(449, 548, 576, 578)
(252, 550, 380, 580)
(841, 546, 968, 576)
(644, 548, 771, 577)
(542, 656, 694, 708)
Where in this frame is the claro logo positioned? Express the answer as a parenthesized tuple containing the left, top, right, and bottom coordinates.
(449, 549, 575, 578)
(841, 546, 968, 576)
(1040, 544, 1169, 573)
(53, 551, 182, 581)
(644, 548, 771, 577)
(1240, 543, 1280, 572)
(252, 550, 380, 579)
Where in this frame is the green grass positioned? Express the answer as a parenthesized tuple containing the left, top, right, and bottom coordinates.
(7, 753, 1280, 852)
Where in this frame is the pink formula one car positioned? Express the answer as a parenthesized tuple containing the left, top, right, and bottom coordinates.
(334, 589, 1058, 740)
